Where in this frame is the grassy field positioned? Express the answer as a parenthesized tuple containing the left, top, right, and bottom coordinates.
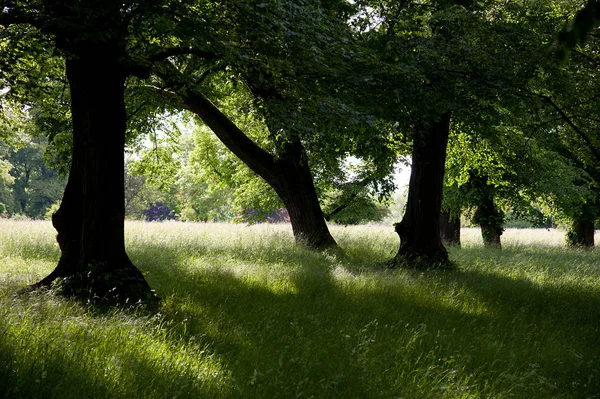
(0, 220, 599, 398)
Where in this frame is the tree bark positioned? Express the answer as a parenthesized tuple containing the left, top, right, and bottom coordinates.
(270, 139, 338, 249)
(470, 175, 503, 248)
(439, 210, 461, 246)
(391, 113, 453, 270)
(479, 206, 503, 248)
(26, 46, 157, 306)
(180, 88, 337, 250)
(567, 218, 595, 248)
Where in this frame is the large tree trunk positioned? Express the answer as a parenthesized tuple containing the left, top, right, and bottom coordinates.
(440, 210, 461, 246)
(27, 47, 157, 306)
(271, 139, 337, 250)
(180, 88, 337, 250)
(390, 113, 453, 270)
(567, 218, 595, 248)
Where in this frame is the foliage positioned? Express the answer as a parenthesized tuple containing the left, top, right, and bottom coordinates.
(43, 200, 60, 220)
(0, 134, 65, 219)
(504, 211, 554, 229)
(556, 0, 600, 58)
(322, 181, 389, 225)
(124, 167, 168, 221)
(147, 0, 397, 209)
(126, 117, 282, 223)
(354, 1, 590, 238)
(186, 122, 282, 223)
(0, 158, 13, 188)
(520, 15, 600, 228)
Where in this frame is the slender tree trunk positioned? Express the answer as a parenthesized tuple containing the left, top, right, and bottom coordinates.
(179, 88, 337, 250)
(391, 113, 453, 270)
(567, 218, 595, 248)
(481, 225, 503, 248)
(471, 176, 503, 248)
(440, 210, 461, 246)
(26, 47, 157, 305)
(480, 214, 503, 248)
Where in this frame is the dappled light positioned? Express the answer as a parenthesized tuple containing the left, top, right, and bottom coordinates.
(2, 0, 600, 396)
(1, 221, 599, 398)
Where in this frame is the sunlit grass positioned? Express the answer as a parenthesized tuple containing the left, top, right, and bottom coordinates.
(1, 220, 599, 398)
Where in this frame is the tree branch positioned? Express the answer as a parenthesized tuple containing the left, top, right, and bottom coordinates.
(323, 193, 357, 221)
(126, 101, 148, 123)
(147, 47, 216, 64)
(125, 47, 218, 79)
(194, 66, 221, 86)
(153, 62, 279, 181)
(526, 89, 600, 162)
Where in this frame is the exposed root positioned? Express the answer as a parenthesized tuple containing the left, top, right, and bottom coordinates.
(387, 252, 456, 271)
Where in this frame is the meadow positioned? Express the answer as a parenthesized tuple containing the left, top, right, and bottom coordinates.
(0, 220, 599, 398)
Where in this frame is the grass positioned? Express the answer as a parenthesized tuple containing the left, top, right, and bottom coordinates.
(1, 220, 599, 398)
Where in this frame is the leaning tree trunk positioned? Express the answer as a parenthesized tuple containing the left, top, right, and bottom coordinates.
(567, 218, 595, 248)
(179, 88, 337, 250)
(27, 47, 157, 306)
(271, 140, 337, 250)
(440, 210, 461, 246)
(391, 113, 453, 270)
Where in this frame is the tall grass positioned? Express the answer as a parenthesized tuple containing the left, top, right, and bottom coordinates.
(1, 220, 599, 398)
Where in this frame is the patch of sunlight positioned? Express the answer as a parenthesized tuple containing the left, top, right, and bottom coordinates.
(187, 256, 301, 296)
(230, 262, 301, 296)
(2, 296, 235, 397)
(461, 227, 570, 247)
(117, 326, 233, 390)
(330, 264, 357, 282)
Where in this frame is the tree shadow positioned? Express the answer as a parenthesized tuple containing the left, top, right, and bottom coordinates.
(3, 232, 600, 398)
(145, 244, 600, 398)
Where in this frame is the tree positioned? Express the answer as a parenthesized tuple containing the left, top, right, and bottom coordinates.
(1, 0, 228, 304)
(439, 210, 460, 246)
(392, 114, 452, 268)
(7, 136, 65, 218)
(356, 0, 584, 264)
(354, 1, 522, 267)
(556, 0, 600, 58)
(175, 84, 339, 249)
(524, 11, 600, 247)
(442, 124, 570, 249)
(0, 97, 67, 218)
(146, 1, 396, 249)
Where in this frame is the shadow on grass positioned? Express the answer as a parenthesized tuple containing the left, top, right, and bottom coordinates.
(0, 294, 232, 399)
(2, 238, 599, 398)
(145, 245, 600, 398)
(0, 338, 114, 399)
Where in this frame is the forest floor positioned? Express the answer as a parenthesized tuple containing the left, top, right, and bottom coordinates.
(0, 220, 599, 398)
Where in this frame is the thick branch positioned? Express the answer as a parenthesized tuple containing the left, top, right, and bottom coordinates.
(181, 88, 278, 180)
(152, 62, 279, 181)
(523, 88, 600, 162)
(323, 193, 357, 221)
(147, 47, 216, 64)
(542, 95, 600, 162)
(126, 47, 218, 79)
